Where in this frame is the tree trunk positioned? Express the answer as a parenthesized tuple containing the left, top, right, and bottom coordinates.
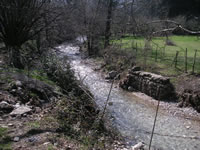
(104, 0, 113, 49)
(8, 46, 24, 69)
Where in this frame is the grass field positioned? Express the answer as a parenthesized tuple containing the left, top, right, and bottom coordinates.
(113, 35, 200, 76)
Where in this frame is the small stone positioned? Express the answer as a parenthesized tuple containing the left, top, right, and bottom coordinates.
(54, 143, 58, 146)
(131, 142, 144, 150)
(186, 126, 191, 129)
(27, 137, 37, 143)
(128, 86, 134, 92)
(109, 71, 118, 79)
(108, 102, 113, 106)
(8, 123, 14, 127)
(14, 103, 21, 108)
(14, 137, 20, 142)
(11, 89, 16, 93)
(35, 107, 42, 113)
(43, 142, 51, 145)
(17, 87, 22, 91)
(15, 81, 22, 87)
(131, 66, 141, 72)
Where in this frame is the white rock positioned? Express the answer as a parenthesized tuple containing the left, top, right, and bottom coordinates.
(186, 126, 191, 129)
(131, 142, 144, 150)
(15, 81, 22, 87)
(10, 106, 32, 115)
(14, 103, 21, 108)
(14, 137, 20, 142)
(43, 142, 51, 145)
(8, 123, 14, 127)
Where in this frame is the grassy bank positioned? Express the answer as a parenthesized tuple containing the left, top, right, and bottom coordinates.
(112, 35, 200, 76)
(0, 48, 122, 150)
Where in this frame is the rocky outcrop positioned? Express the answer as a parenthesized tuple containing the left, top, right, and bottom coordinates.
(178, 89, 200, 112)
(120, 68, 175, 100)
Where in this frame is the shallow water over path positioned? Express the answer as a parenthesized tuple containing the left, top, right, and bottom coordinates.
(57, 44, 200, 150)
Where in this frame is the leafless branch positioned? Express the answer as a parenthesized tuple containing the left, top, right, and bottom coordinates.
(150, 20, 200, 35)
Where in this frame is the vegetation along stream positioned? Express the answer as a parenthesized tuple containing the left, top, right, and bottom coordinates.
(57, 43, 200, 150)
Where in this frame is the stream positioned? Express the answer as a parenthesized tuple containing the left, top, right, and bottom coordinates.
(57, 43, 200, 150)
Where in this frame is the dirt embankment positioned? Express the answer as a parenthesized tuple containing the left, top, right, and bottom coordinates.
(0, 49, 126, 150)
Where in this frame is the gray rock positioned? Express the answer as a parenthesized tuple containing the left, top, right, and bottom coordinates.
(35, 107, 42, 113)
(109, 71, 118, 79)
(131, 142, 144, 150)
(14, 103, 21, 108)
(131, 66, 141, 72)
(27, 137, 38, 143)
(0, 101, 14, 113)
(128, 86, 134, 92)
(10, 106, 32, 116)
(14, 137, 20, 142)
(15, 81, 22, 87)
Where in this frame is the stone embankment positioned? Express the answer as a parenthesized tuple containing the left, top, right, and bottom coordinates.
(178, 89, 200, 112)
(120, 67, 175, 100)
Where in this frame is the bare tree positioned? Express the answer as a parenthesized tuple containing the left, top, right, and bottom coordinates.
(104, 0, 114, 48)
(0, 0, 48, 68)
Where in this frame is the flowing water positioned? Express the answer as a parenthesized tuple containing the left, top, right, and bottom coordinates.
(57, 43, 200, 150)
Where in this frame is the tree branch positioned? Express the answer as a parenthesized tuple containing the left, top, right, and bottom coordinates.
(150, 20, 200, 35)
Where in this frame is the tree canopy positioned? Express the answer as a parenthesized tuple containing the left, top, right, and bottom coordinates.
(164, 0, 200, 17)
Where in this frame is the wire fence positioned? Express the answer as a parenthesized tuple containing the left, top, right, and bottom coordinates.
(112, 39, 200, 75)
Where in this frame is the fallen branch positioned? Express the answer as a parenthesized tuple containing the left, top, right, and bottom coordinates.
(149, 20, 200, 35)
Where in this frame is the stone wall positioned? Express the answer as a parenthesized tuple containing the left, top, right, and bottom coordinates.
(119, 70, 175, 100)
(178, 89, 200, 112)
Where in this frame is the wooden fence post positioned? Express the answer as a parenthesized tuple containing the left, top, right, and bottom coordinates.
(174, 51, 179, 68)
(163, 46, 166, 58)
(185, 48, 188, 73)
(120, 39, 122, 49)
(155, 47, 158, 62)
(136, 42, 138, 53)
(131, 40, 134, 49)
(192, 49, 197, 74)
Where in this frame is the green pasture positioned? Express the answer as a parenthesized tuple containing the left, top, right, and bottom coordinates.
(112, 35, 200, 76)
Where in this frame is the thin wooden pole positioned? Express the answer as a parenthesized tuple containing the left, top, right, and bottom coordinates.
(136, 42, 138, 53)
(101, 79, 114, 120)
(192, 49, 197, 74)
(149, 87, 161, 150)
(155, 47, 158, 62)
(185, 48, 188, 73)
(132, 40, 134, 49)
(174, 51, 179, 68)
(163, 46, 166, 58)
